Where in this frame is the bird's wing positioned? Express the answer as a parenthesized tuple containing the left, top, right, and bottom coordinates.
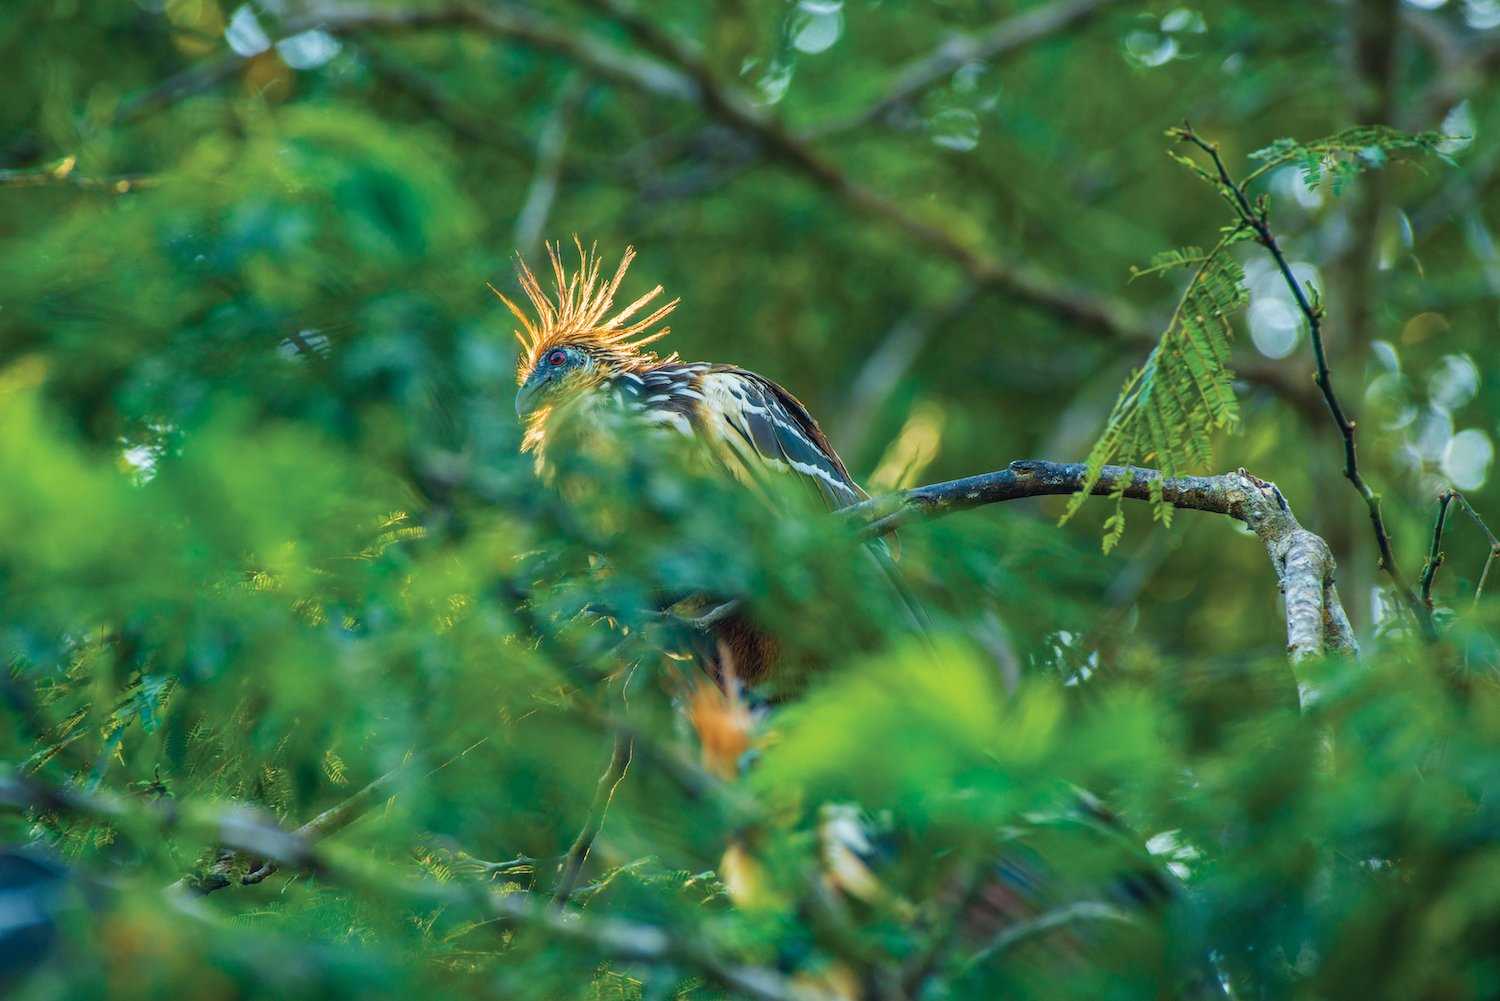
(692, 368, 867, 511)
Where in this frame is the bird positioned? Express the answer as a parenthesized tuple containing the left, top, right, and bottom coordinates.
(493, 238, 894, 688)
(492, 241, 1223, 998)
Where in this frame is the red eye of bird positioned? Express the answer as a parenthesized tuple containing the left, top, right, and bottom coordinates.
(547, 349, 567, 367)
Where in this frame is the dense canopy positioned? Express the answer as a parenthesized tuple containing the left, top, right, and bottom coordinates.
(2, 1, 1499, 999)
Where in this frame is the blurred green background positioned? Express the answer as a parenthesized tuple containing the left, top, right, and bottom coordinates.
(2, 1, 1499, 999)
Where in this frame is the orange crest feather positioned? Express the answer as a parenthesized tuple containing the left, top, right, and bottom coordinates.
(489, 238, 679, 384)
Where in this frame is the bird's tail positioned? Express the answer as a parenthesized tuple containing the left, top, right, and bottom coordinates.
(864, 541, 934, 644)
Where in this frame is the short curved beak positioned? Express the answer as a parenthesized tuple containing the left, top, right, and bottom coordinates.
(515, 374, 547, 420)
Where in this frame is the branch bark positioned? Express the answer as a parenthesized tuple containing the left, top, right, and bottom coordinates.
(0, 157, 157, 192)
(845, 460, 1358, 661)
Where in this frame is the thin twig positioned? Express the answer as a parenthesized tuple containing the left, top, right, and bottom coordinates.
(552, 732, 633, 907)
(1174, 125, 1436, 642)
(1451, 492, 1500, 548)
(238, 763, 407, 886)
(0, 157, 158, 192)
(1419, 490, 1455, 608)
(180, 737, 487, 894)
(1478, 548, 1499, 607)
(1449, 492, 1500, 606)
(446, 850, 539, 881)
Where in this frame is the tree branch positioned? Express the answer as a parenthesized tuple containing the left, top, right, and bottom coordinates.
(1448, 492, 1500, 606)
(1419, 490, 1454, 609)
(0, 156, 158, 192)
(964, 900, 1132, 969)
(237, 762, 408, 887)
(845, 459, 1358, 661)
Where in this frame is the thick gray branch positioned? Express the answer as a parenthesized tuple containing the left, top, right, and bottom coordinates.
(847, 460, 1358, 662)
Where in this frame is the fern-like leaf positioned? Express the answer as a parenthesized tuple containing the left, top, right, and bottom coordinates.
(1246, 126, 1453, 192)
(1062, 242, 1247, 550)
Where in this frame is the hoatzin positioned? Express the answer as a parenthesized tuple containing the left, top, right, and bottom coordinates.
(496, 242, 1223, 998)
(496, 239, 897, 687)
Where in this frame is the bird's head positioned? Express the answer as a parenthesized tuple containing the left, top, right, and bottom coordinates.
(513, 341, 603, 421)
(492, 240, 679, 432)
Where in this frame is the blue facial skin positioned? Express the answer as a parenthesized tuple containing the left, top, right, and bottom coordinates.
(515, 345, 589, 418)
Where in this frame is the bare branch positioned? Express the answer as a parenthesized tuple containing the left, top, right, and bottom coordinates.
(1448, 492, 1500, 606)
(846, 459, 1358, 661)
(171, 736, 490, 894)
(1452, 491, 1500, 550)
(0, 156, 158, 192)
(237, 763, 408, 887)
(108, 0, 1141, 338)
(805, 0, 1123, 140)
(1479, 549, 1499, 607)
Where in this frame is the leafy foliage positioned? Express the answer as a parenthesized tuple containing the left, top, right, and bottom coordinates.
(1068, 124, 1454, 551)
(3, 3, 1500, 1001)
(1246, 126, 1455, 195)
(1063, 244, 1247, 550)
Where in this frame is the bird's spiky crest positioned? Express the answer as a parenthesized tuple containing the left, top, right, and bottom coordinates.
(490, 239, 679, 384)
